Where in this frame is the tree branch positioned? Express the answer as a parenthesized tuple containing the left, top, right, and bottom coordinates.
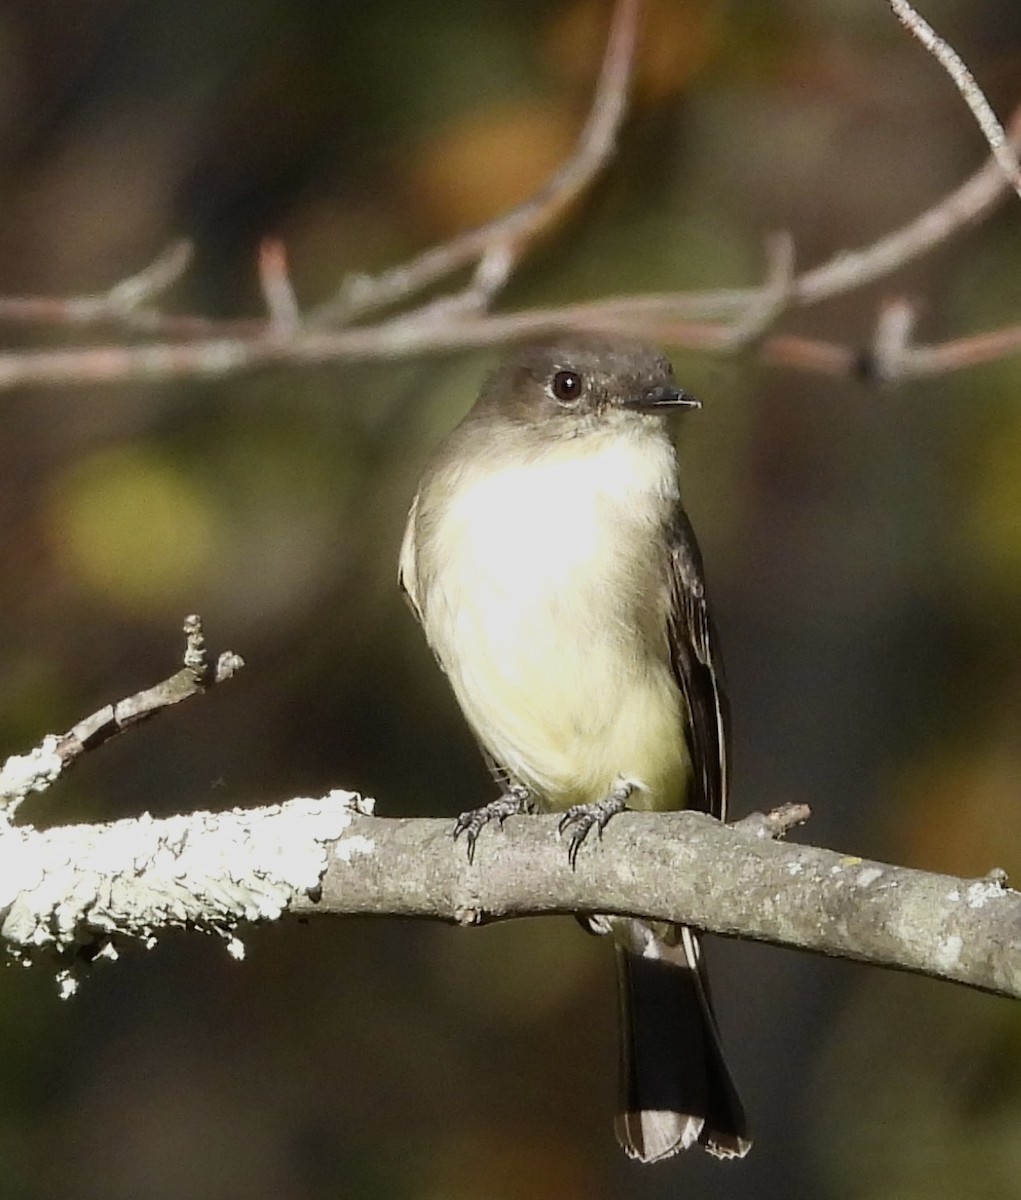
(889, 0, 1021, 200)
(1, 626, 1012, 1003)
(0, 6, 1017, 386)
(0, 615, 243, 819)
(2, 792, 1017, 1002)
(308, 0, 640, 327)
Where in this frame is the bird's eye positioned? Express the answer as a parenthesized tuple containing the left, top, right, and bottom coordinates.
(550, 370, 582, 404)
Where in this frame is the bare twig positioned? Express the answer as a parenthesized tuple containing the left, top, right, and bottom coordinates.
(733, 802, 812, 839)
(889, 0, 1021, 200)
(2, 89, 1017, 351)
(55, 613, 244, 770)
(867, 296, 919, 381)
(757, 334, 860, 377)
(2, 301, 1021, 388)
(0, 240, 193, 328)
(0, 8, 1015, 385)
(0, 615, 244, 818)
(309, 0, 641, 326)
(902, 322, 1021, 376)
(794, 103, 1021, 306)
(760, 317, 1021, 382)
(103, 240, 194, 313)
(718, 231, 796, 349)
(0, 92, 1014, 391)
(258, 239, 302, 332)
(407, 240, 521, 321)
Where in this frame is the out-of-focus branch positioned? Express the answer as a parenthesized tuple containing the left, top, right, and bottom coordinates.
(2, 796, 1019, 1003)
(760, 302, 1021, 382)
(2, 93, 1018, 348)
(1, 294, 1020, 388)
(791, 104, 1021, 308)
(258, 239, 302, 333)
(309, 0, 640, 326)
(0, 240, 196, 331)
(889, 0, 1021, 200)
(0, 615, 243, 819)
(0, 3, 1017, 385)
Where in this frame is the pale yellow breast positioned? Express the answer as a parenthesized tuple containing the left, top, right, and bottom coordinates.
(404, 424, 690, 811)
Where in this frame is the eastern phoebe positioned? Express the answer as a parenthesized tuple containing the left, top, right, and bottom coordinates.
(399, 335, 750, 1162)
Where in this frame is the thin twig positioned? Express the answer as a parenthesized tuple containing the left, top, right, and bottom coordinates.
(0, 616, 244, 819)
(794, 102, 1021, 305)
(889, 0, 1021, 200)
(309, 0, 641, 326)
(1, 88, 1017, 346)
(0, 241, 192, 328)
(755, 334, 860, 377)
(0, 94, 1015, 366)
(867, 296, 919, 381)
(762, 315, 1021, 382)
(718, 231, 796, 349)
(0, 12, 1015, 384)
(897, 322, 1021, 377)
(258, 239, 302, 332)
(55, 614, 244, 768)
(0, 94, 1016, 390)
(3, 300, 1021, 388)
(398, 239, 520, 323)
(103, 240, 194, 313)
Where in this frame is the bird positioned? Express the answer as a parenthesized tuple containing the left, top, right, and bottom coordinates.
(398, 333, 750, 1163)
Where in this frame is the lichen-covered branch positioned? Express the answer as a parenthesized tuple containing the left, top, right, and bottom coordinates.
(2, 793, 1017, 1002)
(0, 791, 370, 998)
(0, 615, 243, 820)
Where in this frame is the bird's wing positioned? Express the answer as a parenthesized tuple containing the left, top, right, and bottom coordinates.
(666, 510, 731, 821)
(397, 494, 423, 622)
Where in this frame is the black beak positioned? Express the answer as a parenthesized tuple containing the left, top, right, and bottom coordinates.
(626, 384, 701, 413)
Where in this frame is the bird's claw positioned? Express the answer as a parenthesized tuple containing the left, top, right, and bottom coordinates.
(557, 787, 632, 869)
(453, 787, 534, 864)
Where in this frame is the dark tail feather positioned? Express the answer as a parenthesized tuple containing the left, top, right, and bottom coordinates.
(614, 924, 751, 1163)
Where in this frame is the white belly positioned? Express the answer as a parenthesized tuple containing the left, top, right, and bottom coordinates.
(408, 427, 690, 810)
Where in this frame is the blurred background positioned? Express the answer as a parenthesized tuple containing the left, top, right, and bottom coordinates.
(0, 0, 1020, 1197)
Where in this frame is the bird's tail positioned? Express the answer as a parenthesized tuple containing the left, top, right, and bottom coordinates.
(614, 921, 751, 1163)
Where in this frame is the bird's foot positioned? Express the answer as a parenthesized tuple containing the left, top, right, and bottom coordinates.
(453, 785, 535, 864)
(558, 782, 634, 869)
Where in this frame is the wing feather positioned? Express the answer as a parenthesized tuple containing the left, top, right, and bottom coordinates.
(398, 494, 423, 621)
(666, 511, 730, 821)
